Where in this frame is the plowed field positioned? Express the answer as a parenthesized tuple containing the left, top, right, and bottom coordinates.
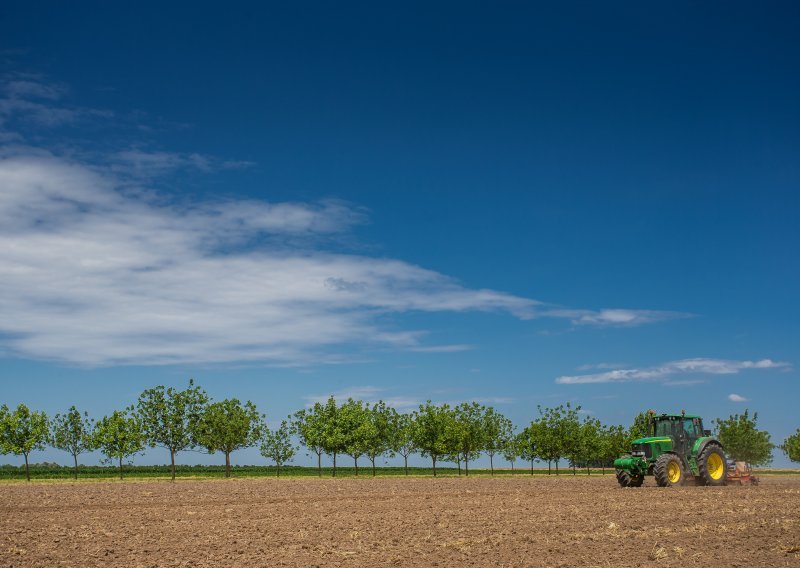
(2, 475, 799, 567)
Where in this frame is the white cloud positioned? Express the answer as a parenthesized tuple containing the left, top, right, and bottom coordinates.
(0, 151, 543, 366)
(728, 393, 749, 402)
(556, 358, 790, 385)
(0, 77, 696, 367)
(545, 308, 690, 327)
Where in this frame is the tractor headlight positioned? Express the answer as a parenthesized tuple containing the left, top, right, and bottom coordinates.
(631, 451, 646, 457)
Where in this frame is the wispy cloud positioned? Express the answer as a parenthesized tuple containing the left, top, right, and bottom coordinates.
(556, 358, 790, 385)
(545, 308, 690, 327)
(728, 393, 749, 402)
(0, 74, 695, 367)
(407, 344, 474, 353)
(302, 386, 514, 410)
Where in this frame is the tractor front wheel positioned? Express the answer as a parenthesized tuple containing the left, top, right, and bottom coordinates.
(654, 453, 684, 487)
(615, 469, 644, 488)
(697, 444, 727, 486)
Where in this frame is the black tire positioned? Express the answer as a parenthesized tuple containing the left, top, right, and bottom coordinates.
(654, 453, 684, 487)
(697, 444, 728, 486)
(616, 469, 644, 488)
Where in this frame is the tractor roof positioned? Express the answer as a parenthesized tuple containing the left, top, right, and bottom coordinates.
(653, 413, 702, 419)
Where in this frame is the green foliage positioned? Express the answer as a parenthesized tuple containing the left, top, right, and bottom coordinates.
(0, 403, 50, 481)
(501, 432, 522, 469)
(578, 416, 602, 474)
(260, 420, 297, 476)
(411, 401, 452, 476)
(363, 401, 396, 476)
(93, 407, 145, 479)
(450, 402, 487, 475)
(50, 406, 96, 479)
(194, 399, 262, 477)
(601, 424, 629, 466)
(629, 411, 652, 441)
(482, 407, 513, 474)
(388, 412, 416, 474)
(517, 423, 541, 472)
(137, 379, 208, 480)
(339, 398, 371, 474)
(317, 396, 349, 476)
(783, 429, 800, 464)
(292, 402, 327, 475)
(714, 410, 773, 466)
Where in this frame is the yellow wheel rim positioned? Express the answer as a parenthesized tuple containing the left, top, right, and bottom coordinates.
(707, 452, 724, 480)
(667, 461, 681, 484)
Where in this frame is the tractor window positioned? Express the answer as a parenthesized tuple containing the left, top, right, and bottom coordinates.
(654, 420, 676, 437)
(683, 419, 697, 438)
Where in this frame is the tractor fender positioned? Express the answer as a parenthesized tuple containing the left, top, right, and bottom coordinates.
(693, 437, 723, 459)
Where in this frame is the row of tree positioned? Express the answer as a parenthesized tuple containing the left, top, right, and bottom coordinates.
(2, 381, 798, 481)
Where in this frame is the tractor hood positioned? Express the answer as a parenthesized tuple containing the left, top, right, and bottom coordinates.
(632, 436, 673, 445)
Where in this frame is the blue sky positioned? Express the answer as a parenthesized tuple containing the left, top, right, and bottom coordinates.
(1, 1, 798, 467)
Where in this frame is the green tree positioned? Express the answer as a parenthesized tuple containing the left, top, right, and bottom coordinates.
(50, 406, 96, 480)
(389, 412, 416, 475)
(629, 410, 652, 441)
(137, 379, 208, 481)
(578, 416, 602, 475)
(194, 399, 262, 478)
(292, 403, 327, 476)
(714, 410, 773, 467)
(502, 432, 522, 472)
(451, 402, 486, 476)
(600, 424, 628, 474)
(364, 401, 396, 477)
(411, 401, 452, 477)
(319, 396, 348, 477)
(482, 408, 513, 476)
(260, 420, 297, 476)
(783, 429, 800, 465)
(537, 405, 572, 475)
(0, 404, 49, 481)
(340, 398, 370, 475)
(93, 407, 145, 480)
(518, 425, 540, 474)
(554, 403, 583, 475)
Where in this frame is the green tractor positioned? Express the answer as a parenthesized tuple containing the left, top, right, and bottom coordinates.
(614, 411, 727, 487)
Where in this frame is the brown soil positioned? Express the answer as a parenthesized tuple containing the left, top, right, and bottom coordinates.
(2, 475, 799, 567)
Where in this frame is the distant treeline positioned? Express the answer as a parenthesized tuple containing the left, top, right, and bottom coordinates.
(2, 380, 799, 481)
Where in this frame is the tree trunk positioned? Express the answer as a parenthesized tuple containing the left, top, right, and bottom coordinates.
(572, 462, 576, 475)
(404, 455, 408, 476)
(119, 455, 123, 480)
(490, 454, 494, 476)
(511, 460, 515, 473)
(24, 453, 30, 482)
(170, 449, 176, 481)
(333, 452, 337, 477)
(555, 460, 559, 476)
(586, 463, 590, 476)
(225, 451, 231, 478)
(530, 459, 534, 475)
(465, 455, 469, 477)
(457, 456, 461, 476)
(73, 453, 79, 480)
(354, 456, 359, 476)
(371, 457, 376, 477)
(277, 464, 280, 478)
(317, 452, 322, 477)
(432, 456, 437, 477)
(548, 460, 551, 475)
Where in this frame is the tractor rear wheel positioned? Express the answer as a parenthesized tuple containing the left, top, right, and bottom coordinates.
(697, 444, 727, 486)
(654, 453, 684, 487)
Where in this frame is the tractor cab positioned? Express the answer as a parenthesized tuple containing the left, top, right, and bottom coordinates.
(648, 413, 709, 457)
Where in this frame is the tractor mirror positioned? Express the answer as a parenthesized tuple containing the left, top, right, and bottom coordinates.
(704, 429, 711, 436)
